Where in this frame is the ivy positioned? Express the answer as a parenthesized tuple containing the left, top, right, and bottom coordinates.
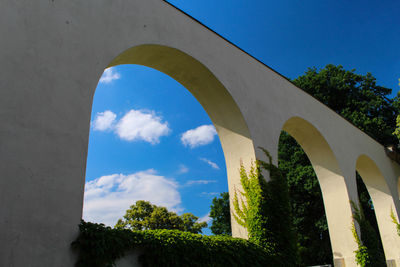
(232, 148, 297, 266)
(351, 201, 385, 267)
(390, 208, 400, 236)
(351, 221, 370, 267)
(72, 149, 297, 266)
(72, 220, 277, 267)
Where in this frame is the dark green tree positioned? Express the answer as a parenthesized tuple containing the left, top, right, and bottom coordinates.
(209, 192, 232, 235)
(206, 65, 396, 265)
(292, 64, 398, 146)
(278, 132, 332, 265)
(115, 200, 207, 234)
(279, 64, 396, 265)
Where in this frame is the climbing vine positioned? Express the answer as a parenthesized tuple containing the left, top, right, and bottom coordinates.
(73, 148, 299, 266)
(232, 148, 297, 266)
(351, 220, 370, 267)
(351, 201, 385, 267)
(390, 208, 400, 236)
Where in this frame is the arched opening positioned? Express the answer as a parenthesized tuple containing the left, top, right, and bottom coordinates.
(84, 44, 256, 238)
(356, 155, 400, 263)
(281, 116, 357, 266)
(278, 131, 332, 265)
(354, 170, 386, 265)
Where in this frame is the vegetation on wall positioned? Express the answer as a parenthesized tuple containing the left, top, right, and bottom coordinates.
(72, 220, 277, 267)
(351, 201, 386, 267)
(232, 148, 297, 266)
(73, 65, 399, 266)
(73, 149, 298, 266)
(351, 220, 370, 267)
(280, 64, 397, 265)
(210, 65, 398, 265)
(278, 132, 332, 265)
(390, 208, 400, 236)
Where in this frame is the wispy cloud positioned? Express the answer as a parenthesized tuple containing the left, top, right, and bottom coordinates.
(185, 180, 217, 186)
(178, 164, 189, 174)
(200, 192, 220, 197)
(200, 158, 220, 170)
(83, 170, 182, 226)
(181, 125, 217, 148)
(99, 68, 121, 84)
(199, 213, 211, 224)
(115, 110, 170, 144)
(92, 110, 117, 131)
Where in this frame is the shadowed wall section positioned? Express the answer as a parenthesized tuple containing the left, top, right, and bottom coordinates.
(107, 44, 256, 237)
(356, 155, 400, 263)
(282, 116, 357, 266)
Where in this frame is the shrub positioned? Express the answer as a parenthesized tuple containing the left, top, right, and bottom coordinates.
(72, 220, 278, 267)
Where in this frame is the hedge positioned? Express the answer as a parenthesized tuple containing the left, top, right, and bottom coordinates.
(72, 220, 280, 267)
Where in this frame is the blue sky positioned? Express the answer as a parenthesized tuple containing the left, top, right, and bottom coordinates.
(82, 0, 400, 234)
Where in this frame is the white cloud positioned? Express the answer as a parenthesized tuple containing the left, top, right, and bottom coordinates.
(99, 68, 121, 84)
(185, 180, 217, 186)
(115, 109, 170, 144)
(200, 158, 220, 170)
(92, 110, 117, 131)
(83, 170, 182, 226)
(178, 164, 189, 174)
(181, 125, 217, 148)
(199, 213, 211, 224)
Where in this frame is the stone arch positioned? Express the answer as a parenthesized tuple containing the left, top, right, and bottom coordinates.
(100, 44, 256, 237)
(282, 116, 357, 266)
(356, 154, 400, 263)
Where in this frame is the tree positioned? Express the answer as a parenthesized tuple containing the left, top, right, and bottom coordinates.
(115, 200, 207, 234)
(278, 132, 332, 265)
(292, 64, 398, 146)
(209, 192, 231, 235)
(281, 64, 395, 265)
(206, 65, 396, 265)
(392, 78, 400, 140)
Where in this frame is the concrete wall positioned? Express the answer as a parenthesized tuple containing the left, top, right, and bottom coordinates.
(1, 0, 399, 266)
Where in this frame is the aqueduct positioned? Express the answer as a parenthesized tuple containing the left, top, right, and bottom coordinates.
(0, 1, 399, 266)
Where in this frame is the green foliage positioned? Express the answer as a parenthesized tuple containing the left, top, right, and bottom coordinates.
(394, 115, 400, 140)
(72, 220, 279, 267)
(209, 192, 232, 235)
(394, 79, 400, 140)
(115, 200, 207, 234)
(351, 222, 370, 267)
(278, 132, 332, 265)
(278, 64, 397, 265)
(292, 64, 398, 147)
(351, 201, 386, 267)
(390, 208, 400, 236)
(233, 148, 297, 266)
